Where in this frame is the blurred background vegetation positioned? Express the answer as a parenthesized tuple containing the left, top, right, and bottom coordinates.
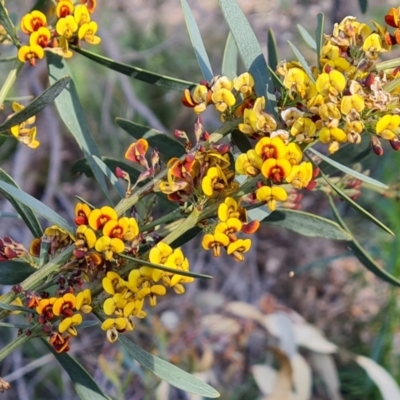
(2, 0, 400, 399)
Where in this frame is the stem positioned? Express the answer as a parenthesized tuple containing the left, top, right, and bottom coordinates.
(139, 207, 183, 233)
(0, 325, 41, 363)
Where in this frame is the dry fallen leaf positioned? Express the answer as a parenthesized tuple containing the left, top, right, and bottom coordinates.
(200, 314, 241, 336)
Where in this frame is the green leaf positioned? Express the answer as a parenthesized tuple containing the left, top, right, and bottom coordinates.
(297, 25, 317, 51)
(170, 226, 202, 249)
(119, 253, 212, 280)
(92, 156, 125, 198)
(317, 137, 371, 176)
(222, 32, 238, 79)
(0, 168, 42, 238)
(329, 196, 400, 287)
(358, 0, 368, 13)
(0, 261, 35, 285)
(119, 335, 220, 398)
(231, 129, 253, 153)
(72, 157, 140, 182)
(47, 54, 112, 205)
(72, 46, 196, 92)
(0, 68, 17, 108)
(309, 147, 387, 189)
(262, 209, 351, 240)
(44, 340, 111, 400)
(315, 13, 325, 69)
(180, 0, 213, 81)
(287, 41, 316, 83)
(0, 302, 36, 314)
(383, 77, 400, 93)
(375, 58, 400, 71)
(267, 28, 279, 71)
(0, 3, 19, 46)
(116, 118, 185, 160)
(0, 321, 30, 329)
(218, 0, 276, 116)
(0, 180, 74, 234)
(0, 76, 70, 131)
(318, 168, 394, 236)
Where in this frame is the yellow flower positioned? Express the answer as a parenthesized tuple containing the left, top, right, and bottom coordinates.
(290, 117, 316, 143)
(319, 127, 347, 143)
(376, 115, 400, 140)
(235, 150, 263, 176)
(88, 206, 118, 230)
(283, 67, 308, 98)
(75, 225, 96, 248)
(362, 33, 382, 59)
(101, 317, 128, 343)
(239, 108, 258, 135)
(102, 218, 128, 239)
(95, 236, 124, 260)
(281, 107, 304, 127)
(78, 21, 101, 44)
(340, 94, 365, 115)
(149, 242, 173, 265)
(226, 239, 252, 262)
(20, 10, 47, 34)
(124, 217, 140, 241)
(192, 84, 209, 114)
(17, 45, 44, 67)
(10, 123, 40, 148)
(59, 313, 82, 336)
(255, 137, 288, 160)
(256, 186, 287, 211)
(201, 166, 224, 197)
(286, 162, 313, 189)
(218, 197, 245, 222)
(211, 88, 236, 113)
(215, 218, 242, 242)
(103, 293, 128, 316)
(233, 72, 254, 96)
(102, 271, 125, 295)
(53, 293, 76, 317)
(202, 232, 230, 257)
(286, 142, 303, 166)
(261, 158, 292, 183)
(56, 15, 78, 39)
(74, 4, 90, 25)
(315, 70, 346, 97)
(29, 26, 51, 48)
(76, 289, 92, 313)
(75, 202, 91, 225)
(56, 1, 74, 18)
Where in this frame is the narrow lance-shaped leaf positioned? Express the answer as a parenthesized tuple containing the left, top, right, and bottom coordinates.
(119, 335, 220, 398)
(0, 261, 35, 285)
(317, 137, 371, 176)
(287, 41, 316, 83)
(376, 58, 400, 71)
(262, 209, 351, 241)
(358, 0, 368, 14)
(267, 28, 279, 71)
(44, 340, 111, 400)
(383, 77, 400, 93)
(180, 0, 213, 81)
(315, 13, 325, 70)
(0, 68, 17, 109)
(222, 32, 238, 79)
(329, 196, 400, 287)
(317, 168, 394, 236)
(47, 54, 113, 205)
(297, 24, 317, 51)
(0, 168, 42, 238)
(72, 46, 196, 92)
(0, 3, 20, 46)
(309, 147, 387, 189)
(218, 0, 276, 116)
(231, 129, 253, 153)
(0, 180, 73, 234)
(0, 76, 70, 131)
(92, 156, 125, 198)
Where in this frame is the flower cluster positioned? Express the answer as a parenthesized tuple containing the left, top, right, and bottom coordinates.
(202, 197, 259, 262)
(18, 0, 99, 66)
(101, 242, 193, 342)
